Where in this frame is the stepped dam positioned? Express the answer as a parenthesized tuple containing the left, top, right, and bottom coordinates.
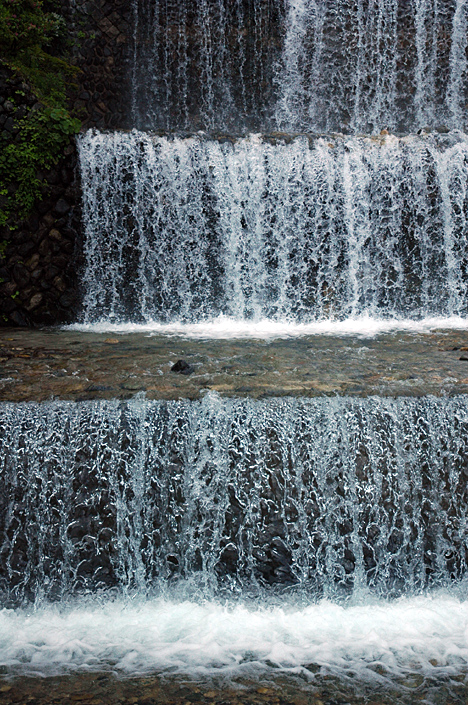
(1, 1, 468, 703)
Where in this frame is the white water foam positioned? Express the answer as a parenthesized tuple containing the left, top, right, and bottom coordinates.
(1, 595, 468, 679)
(68, 315, 468, 339)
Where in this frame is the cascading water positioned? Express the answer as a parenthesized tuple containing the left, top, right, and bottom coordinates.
(2, 0, 468, 695)
(2, 393, 468, 605)
(131, 0, 468, 133)
(131, 0, 282, 131)
(2, 394, 468, 685)
(276, 0, 468, 134)
(78, 130, 468, 325)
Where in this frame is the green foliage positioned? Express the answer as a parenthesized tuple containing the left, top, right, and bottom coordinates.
(0, 0, 76, 107)
(0, 0, 64, 51)
(0, 0, 81, 225)
(0, 105, 81, 225)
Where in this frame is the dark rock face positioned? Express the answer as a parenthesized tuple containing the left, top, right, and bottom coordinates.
(171, 359, 195, 375)
(59, 0, 133, 131)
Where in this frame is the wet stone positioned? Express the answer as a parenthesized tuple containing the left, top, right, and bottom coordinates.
(12, 263, 30, 288)
(53, 198, 70, 216)
(171, 359, 195, 375)
(24, 293, 43, 311)
(25, 254, 40, 271)
(0, 672, 464, 704)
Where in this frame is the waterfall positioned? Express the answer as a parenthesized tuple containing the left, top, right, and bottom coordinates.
(3, 0, 468, 691)
(131, 0, 282, 131)
(78, 130, 468, 325)
(131, 0, 468, 133)
(276, 0, 468, 133)
(1, 393, 468, 606)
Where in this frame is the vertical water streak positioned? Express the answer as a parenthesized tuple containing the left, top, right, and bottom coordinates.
(275, 0, 310, 130)
(198, 0, 215, 128)
(414, 0, 438, 127)
(447, 0, 468, 127)
(131, 0, 139, 127)
(430, 139, 468, 313)
(361, 0, 399, 131)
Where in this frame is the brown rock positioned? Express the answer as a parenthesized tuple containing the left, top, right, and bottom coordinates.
(70, 693, 94, 701)
(53, 276, 67, 293)
(45, 265, 60, 280)
(12, 262, 30, 288)
(42, 213, 56, 227)
(52, 254, 69, 269)
(25, 253, 40, 271)
(31, 268, 43, 282)
(2, 281, 18, 296)
(25, 293, 43, 311)
(49, 228, 62, 241)
(20, 286, 33, 301)
(38, 238, 51, 256)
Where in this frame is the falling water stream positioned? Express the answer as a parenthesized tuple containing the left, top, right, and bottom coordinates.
(1, 393, 468, 687)
(131, 0, 468, 133)
(2, 0, 468, 697)
(78, 130, 468, 325)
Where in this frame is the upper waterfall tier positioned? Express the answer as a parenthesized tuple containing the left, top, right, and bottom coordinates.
(131, 0, 468, 133)
(78, 129, 468, 325)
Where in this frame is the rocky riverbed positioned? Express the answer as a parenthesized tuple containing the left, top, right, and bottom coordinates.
(1, 327, 468, 402)
(0, 671, 466, 705)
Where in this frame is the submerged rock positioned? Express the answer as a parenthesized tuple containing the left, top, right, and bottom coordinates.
(171, 359, 194, 375)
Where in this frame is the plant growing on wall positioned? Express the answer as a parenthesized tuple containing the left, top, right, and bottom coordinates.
(0, 0, 81, 226)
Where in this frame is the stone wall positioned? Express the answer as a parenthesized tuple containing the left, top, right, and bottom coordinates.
(0, 1, 133, 328)
(64, 0, 133, 130)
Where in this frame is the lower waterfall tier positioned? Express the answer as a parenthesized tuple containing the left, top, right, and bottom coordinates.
(79, 130, 468, 325)
(1, 394, 468, 605)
